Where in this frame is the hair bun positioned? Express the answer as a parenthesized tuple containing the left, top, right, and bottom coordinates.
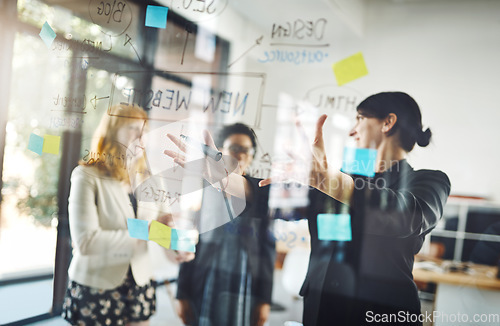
(416, 128, 432, 147)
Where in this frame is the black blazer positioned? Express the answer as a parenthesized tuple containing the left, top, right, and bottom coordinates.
(301, 160, 451, 325)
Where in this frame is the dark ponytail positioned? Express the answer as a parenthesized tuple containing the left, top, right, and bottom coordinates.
(357, 92, 432, 152)
(416, 128, 432, 147)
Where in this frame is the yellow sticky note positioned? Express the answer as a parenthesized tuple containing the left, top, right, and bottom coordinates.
(42, 134, 61, 154)
(332, 52, 368, 86)
(149, 220, 171, 249)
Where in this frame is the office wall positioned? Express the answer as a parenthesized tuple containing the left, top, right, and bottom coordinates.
(199, 0, 500, 201)
(364, 0, 500, 201)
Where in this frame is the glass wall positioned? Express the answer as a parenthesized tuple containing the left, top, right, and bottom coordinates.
(1, 0, 500, 325)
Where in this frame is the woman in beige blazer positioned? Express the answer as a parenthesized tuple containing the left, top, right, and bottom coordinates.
(62, 105, 190, 326)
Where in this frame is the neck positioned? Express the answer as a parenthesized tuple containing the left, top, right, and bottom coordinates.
(375, 139, 406, 173)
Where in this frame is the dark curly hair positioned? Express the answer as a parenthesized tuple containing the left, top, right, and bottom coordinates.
(215, 123, 257, 157)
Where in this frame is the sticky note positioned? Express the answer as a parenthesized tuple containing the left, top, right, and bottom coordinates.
(149, 220, 171, 248)
(39, 21, 57, 48)
(341, 147, 377, 177)
(317, 214, 352, 241)
(332, 52, 368, 86)
(145, 5, 168, 29)
(127, 218, 149, 241)
(42, 135, 61, 154)
(28, 133, 44, 155)
(171, 229, 196, 252)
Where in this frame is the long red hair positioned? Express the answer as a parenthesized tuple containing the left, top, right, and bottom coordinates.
(82, 104, 148, 183)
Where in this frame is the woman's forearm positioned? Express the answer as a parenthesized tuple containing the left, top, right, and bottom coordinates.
(217, 172, 253, 202)
(314, 170, 354, 206)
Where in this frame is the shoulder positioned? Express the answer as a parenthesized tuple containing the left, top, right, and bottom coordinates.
(72, 164, 98, 178)
(71, 165, 112, 183)
(407, 168, 451, 199)
(411, 168, 450, 185)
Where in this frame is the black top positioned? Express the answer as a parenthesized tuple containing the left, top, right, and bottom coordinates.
(128, 193, 137, 217)
(301, 160, 451, 325)
(176, 176, 275, 326)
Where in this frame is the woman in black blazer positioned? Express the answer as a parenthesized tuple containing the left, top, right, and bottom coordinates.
(165, 92, 451, 326)
(291, 92, 450, 326)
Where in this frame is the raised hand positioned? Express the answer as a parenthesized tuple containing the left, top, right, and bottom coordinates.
(156, 213, 198, 262)
(309, 114, 330, 192)
(164, 130, 236, 187)
(259, 113, 353, 204)
(259, 114, 329, 190)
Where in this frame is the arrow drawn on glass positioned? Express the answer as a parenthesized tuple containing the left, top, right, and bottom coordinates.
(228, 35, 264, 68)
(90, 95, 110, 110)
(124, 34, 144, 66)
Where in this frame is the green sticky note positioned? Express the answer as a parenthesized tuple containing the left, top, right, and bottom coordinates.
(149, 220, 171, 249)
(39, 21, 56, 48)
(42, 135, 60, 154)
(171, 229, 196, 252)
(332, 52, 368, 86)
(127, 218, 149, 241)
(28, 133, 44, 155)
(317, 213, 352, 241)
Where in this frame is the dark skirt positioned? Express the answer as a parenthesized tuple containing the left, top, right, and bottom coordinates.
(62, 268, 156, 326)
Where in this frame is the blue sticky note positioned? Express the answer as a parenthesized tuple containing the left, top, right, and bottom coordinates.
(317, 214, 352, 241)
(28, 133, 44, 155)
(341, 147, 377, 177)
(171, 229, 196, 252)
(127, 218, 149, 241)
(145, 5, 168, 29)
(39, 22, 57, 48)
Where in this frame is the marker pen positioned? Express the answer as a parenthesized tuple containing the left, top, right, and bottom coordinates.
(180, 134, 223, 161)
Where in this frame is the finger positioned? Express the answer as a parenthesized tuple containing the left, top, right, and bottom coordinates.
(259, 178, 272, 187)
(164, 149, 186, 162)
(167, 133, 187, 152)
(164, 151, 186, 168)
(176, 251, 195, 262)
(173, 158, 185, 168)
(313, 114, 328, 148)
(202, 129, 218, 149)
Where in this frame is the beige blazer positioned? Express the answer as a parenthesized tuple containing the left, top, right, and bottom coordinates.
(67, 165, 166, 290)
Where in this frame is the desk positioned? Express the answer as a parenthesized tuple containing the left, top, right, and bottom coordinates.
(413, 261, 500, 325)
